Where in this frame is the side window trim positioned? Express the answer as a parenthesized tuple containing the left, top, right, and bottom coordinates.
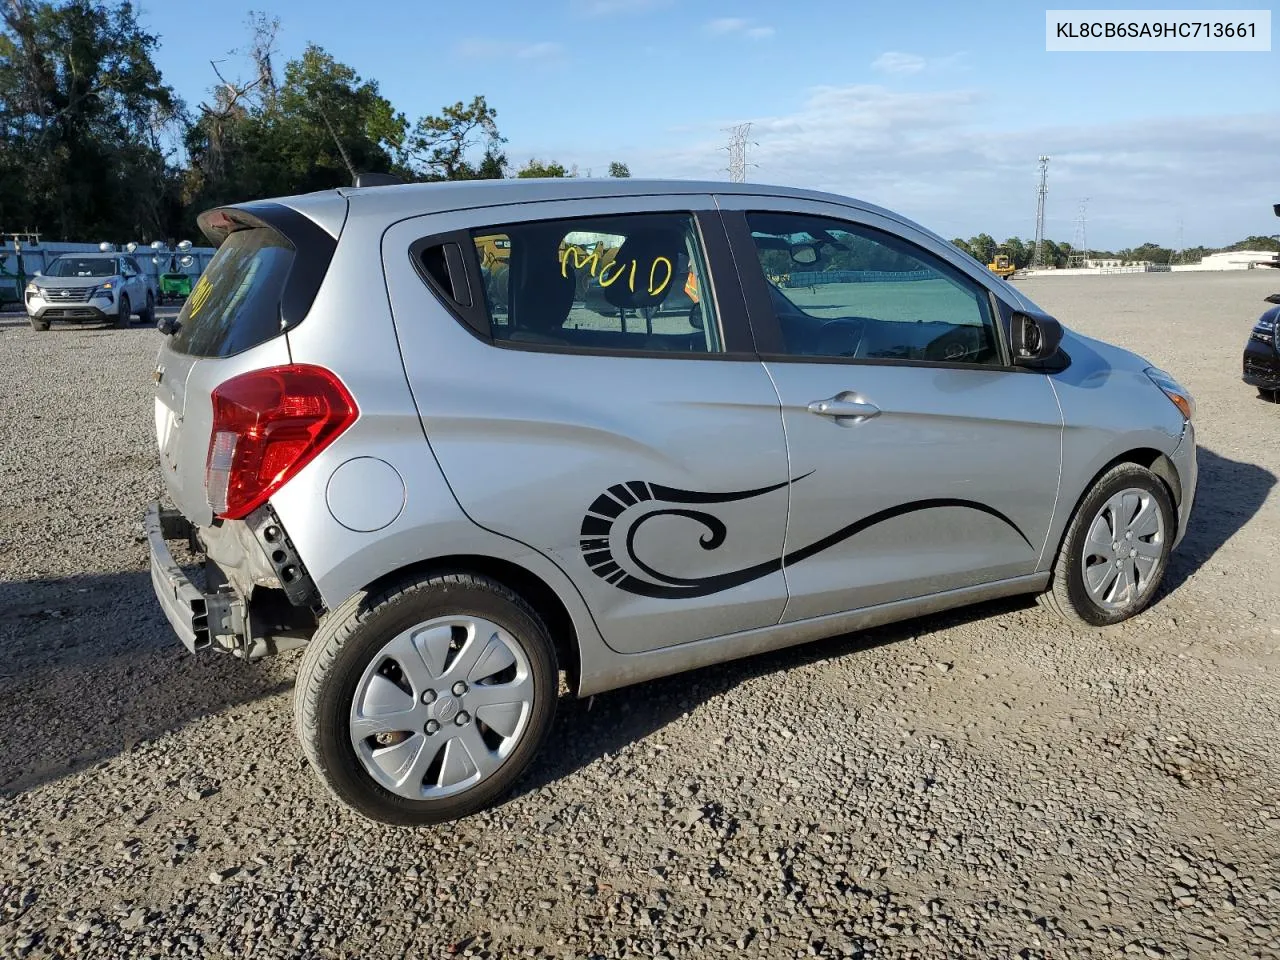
(721, 207, 1017, 370)
(408, 229, 491, 340)
(692, 210, 754, 355)
(405, 208, 757, 359)
(721, 209, 786, 356)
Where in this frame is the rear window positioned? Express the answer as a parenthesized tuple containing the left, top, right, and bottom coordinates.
(169, 227, 293, 358)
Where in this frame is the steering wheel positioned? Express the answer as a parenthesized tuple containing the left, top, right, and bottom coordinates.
(814, 317, 866, 357)
(924, 326, 982, 363)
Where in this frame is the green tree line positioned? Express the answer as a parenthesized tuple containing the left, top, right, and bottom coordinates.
(950, 232, 1279, 270)
(0, 2, 631, 243)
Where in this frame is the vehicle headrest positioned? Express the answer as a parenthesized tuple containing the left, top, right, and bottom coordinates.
(604, 228, 684, 310)
(510, 230, 576, 333)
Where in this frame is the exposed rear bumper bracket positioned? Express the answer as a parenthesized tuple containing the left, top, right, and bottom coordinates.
(146, 504, 246, 654)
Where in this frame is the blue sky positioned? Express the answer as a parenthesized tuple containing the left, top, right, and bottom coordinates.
(137, 0, 1279, 249)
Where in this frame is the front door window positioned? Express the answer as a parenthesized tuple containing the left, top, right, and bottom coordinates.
(746, 212, 1003, 366)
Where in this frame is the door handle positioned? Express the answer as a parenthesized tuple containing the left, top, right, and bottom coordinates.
(807, 396, 881, 420)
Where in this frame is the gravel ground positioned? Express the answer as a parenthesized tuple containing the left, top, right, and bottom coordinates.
(1, 272, 1278, 960)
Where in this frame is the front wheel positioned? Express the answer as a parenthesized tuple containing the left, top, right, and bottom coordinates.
(29, 316, 50, 331)
(1041, 463, 1175, 626)
(295, 572, 558, 825)
(113, 294, 131, 329)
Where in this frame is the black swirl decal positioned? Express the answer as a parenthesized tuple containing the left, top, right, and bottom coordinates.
(579, 477, 1031, 599)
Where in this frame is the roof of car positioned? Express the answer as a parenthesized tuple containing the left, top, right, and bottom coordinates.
(318, 176, 900, 222)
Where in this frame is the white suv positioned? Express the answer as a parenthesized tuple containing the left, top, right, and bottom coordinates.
(26, 253, 157, 330)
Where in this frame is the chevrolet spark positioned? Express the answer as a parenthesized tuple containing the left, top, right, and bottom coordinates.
(147, 178, 1197, 825)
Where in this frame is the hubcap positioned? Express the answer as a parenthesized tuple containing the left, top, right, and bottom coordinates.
(349, 615, 535, 800)
(1081, 487, 1166, 611)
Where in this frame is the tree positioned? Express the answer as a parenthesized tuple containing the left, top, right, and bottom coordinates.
(278, 44, 406, 182)
(966, 233, 997, 265)
(516, 158, 570, 178)
(1228, 235, 1280, 252)
(1118, 242, 1172, 264)
(408, 95, 504, 180)
(0, 0, 184, 240)
(608, 161, 630, 178)
(183, 31, 406, 226)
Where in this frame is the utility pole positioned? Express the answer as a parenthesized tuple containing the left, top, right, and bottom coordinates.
(724, 123, 755, 183)
(1174, 217, 1185, 265)
(1069, 197, 1089, 267)
(1031, 155, 1050, 269)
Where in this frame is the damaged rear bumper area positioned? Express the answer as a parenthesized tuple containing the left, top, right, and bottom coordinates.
(145, 503, 319, 660)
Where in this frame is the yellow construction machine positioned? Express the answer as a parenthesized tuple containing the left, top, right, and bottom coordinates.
(987, 253, 1017, 279)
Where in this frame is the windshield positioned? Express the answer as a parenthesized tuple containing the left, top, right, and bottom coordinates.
(46, 257, 117, 278)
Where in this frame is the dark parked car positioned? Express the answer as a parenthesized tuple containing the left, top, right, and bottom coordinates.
(1244, 292, 1280, 400)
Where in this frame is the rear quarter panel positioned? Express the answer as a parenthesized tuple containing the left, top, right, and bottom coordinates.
(271, 202, 613, 691)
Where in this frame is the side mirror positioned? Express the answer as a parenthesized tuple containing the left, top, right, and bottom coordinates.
(1011, 309, 1063, 364)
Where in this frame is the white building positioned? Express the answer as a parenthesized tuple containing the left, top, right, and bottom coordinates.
(1172, 249, 1279, 272)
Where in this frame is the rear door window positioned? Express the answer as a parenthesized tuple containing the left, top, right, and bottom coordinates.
(169, 227, 294, 358)
(469, 212, 722, 355)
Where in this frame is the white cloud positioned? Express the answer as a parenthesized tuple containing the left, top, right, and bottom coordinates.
(553, 84, 1280, 248)
(455, 39, 566, 62)
(705, 17, 775, 40)
(872, 51, 927, 75)
(706, 17, 748, 34)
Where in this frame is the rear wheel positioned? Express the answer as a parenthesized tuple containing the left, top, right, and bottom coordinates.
(295, 572, 558, 825)
(1041, 463, 1175, 626)
(28, 316, 50, 331)
(140, 291, 155, 326)
(113, 294, 131, 329)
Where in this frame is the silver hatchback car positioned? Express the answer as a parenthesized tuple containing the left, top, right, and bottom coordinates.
(147, 178, 1197, 825)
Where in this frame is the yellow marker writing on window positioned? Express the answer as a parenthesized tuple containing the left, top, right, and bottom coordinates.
(560, 245, 601, 278)
(560, 243, 674, 297)
(598, 258, 634, 289)
(648, 257, 672, 296)
(187, 275, 212, 317)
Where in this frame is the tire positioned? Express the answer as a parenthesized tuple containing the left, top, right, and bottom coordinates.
(140, 291, 155, 326)
(28, 316, 50, 331)
(1258, 387, 1278, 403)
(113, 294, 130, 329)
(1041, 462, 1175, 626)
(295, 572, 558, 825)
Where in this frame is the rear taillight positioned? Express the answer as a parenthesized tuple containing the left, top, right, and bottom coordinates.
(206, 364, 358, 520)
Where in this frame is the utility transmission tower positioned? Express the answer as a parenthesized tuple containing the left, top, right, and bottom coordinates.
(1031, 155, 1050, 269)
(724, 123, 755, 183)
(1069, 197, 1090, 267)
